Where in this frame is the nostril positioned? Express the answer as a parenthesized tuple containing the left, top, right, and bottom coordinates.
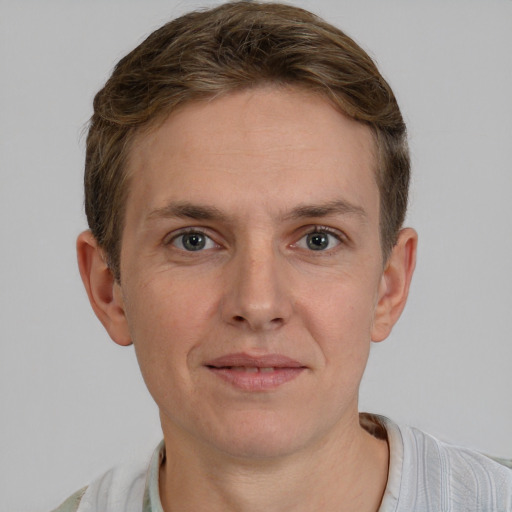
(229, 313, 287, 330)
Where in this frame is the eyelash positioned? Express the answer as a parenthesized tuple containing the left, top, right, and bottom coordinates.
(164, 228, 218, 250)
(294, 225, 345, 251)
(164, 225, 346, 253)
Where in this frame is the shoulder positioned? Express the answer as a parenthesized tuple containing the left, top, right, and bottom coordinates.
(49, 441, 164, 512)
(50, 464, 147, 512)
(50, 487, 87, 512)
(389, 419, 512, 511)
(404, 423, 512, 481)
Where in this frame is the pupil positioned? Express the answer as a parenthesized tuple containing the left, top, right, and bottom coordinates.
(307, 232, 328, 250)
(183, 233, 205, 251)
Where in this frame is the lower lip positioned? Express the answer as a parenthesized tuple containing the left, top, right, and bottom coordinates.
(207, 367, 305, 391)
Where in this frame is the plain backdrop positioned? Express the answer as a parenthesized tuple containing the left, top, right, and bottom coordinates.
(1, 1, 511, 510)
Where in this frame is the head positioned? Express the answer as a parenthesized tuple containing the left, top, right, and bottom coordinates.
(84, 0, 409, 282)
(77, 1, 417, 460)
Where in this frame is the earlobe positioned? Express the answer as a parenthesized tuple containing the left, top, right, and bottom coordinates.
(76, 230, 132, 346)
(371, 228, 417, 342)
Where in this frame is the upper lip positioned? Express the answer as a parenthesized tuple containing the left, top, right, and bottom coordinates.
(205, 353, 305, 369)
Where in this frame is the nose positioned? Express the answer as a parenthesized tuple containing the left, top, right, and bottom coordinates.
(220, 243, 293, 332)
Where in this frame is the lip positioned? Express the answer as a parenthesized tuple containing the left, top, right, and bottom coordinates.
(204, 353, 307, 391)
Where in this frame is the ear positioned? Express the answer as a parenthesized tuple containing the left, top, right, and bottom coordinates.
(371, 228, 417, 342)
(76, 230, 132, 346)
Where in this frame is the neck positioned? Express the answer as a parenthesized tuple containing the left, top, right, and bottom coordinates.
(159, 414, 389, 512)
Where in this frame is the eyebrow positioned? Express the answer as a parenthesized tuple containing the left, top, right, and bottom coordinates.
(282, 199, 368, 222)
(146, 202, 228, 222)
(145, 199, 367, 224)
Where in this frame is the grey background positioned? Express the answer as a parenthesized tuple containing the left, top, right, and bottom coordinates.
(1, 1, 511, 510)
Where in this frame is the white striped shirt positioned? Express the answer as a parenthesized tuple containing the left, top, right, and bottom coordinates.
(52, 415, 512, 512)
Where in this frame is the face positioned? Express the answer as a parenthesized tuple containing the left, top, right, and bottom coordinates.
(104, 87, 408, 458)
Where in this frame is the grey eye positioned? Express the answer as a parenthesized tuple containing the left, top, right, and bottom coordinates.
(306, 232, 330, 250)
(182, 233, 205, 251)
(295, 230, 341, 251)
(172, 232, 216, 251)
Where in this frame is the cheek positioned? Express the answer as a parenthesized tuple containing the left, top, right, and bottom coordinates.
(301, 278, 378, 340)
(127, 271, 215, 334)
(123, 275, 217, 378)
(296, 277, 378, 378)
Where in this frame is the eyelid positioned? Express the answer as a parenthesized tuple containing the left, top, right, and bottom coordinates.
(163, 227, 219, 249)
(162, 224, 347, 251)
(292, 225, 347, 250)
(304, 225, 346, 240)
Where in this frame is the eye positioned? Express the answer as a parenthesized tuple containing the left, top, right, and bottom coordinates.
(170, 231, 217, 251)
(295, 228, 341, 251)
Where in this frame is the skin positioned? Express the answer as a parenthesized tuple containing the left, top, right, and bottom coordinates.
(78, 86, 417, 511)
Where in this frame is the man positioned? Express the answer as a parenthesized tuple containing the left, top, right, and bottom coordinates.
(53, 1, 512, 511)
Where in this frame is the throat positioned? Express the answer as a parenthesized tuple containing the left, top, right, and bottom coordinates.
(158, 417, 389, 512)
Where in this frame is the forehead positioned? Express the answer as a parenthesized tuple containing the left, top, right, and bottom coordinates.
(124, 87, 379, 223)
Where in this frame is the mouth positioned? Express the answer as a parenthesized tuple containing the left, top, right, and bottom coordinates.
(204, 353, 306, 391)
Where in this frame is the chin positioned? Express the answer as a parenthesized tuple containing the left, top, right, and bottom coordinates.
(218, 434, 304, 460)
(205, 412, 316, 460)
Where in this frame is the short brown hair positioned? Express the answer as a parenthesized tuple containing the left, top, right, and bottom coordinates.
(85, 0, 409, 281)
